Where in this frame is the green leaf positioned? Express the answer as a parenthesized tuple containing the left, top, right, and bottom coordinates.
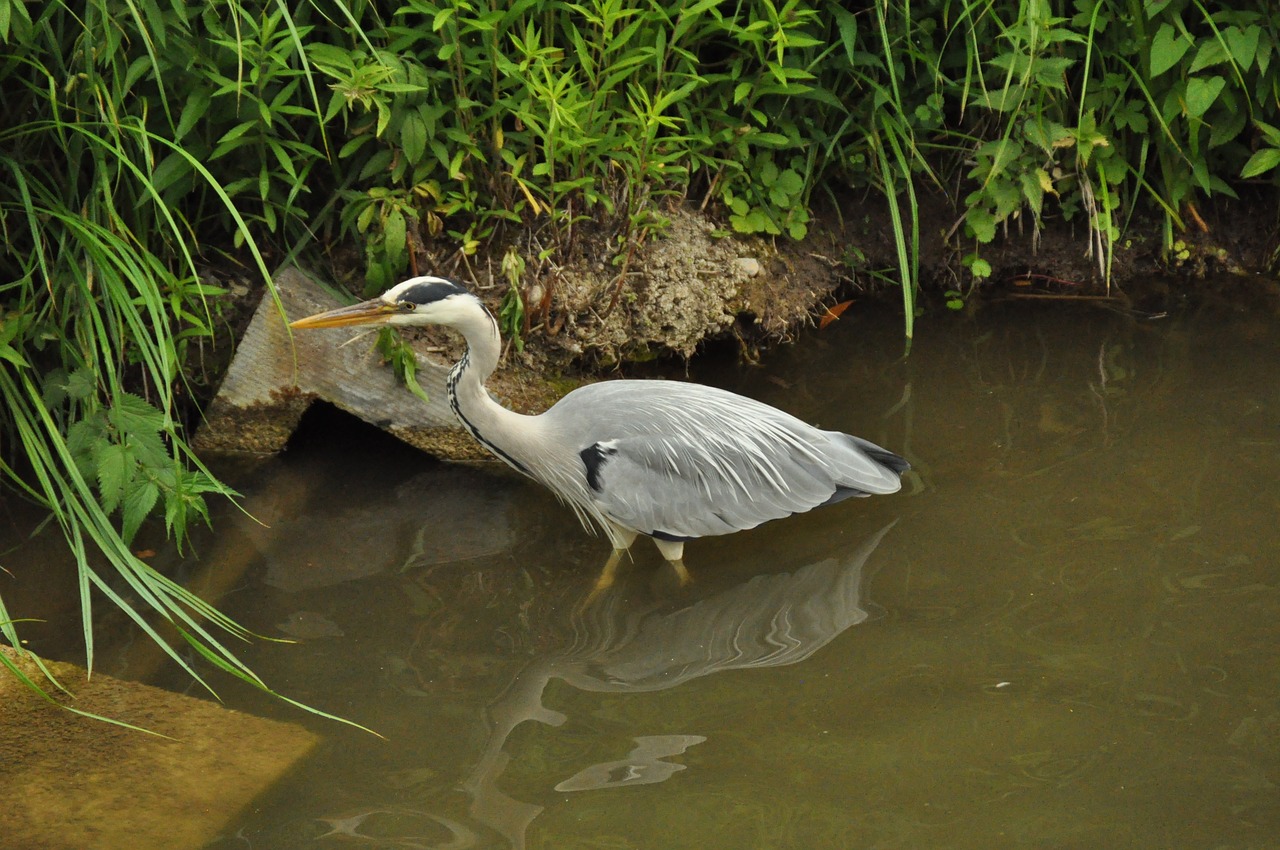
(151, 152, 192, 195)
(379, 83, 430, 95)
(384, 209, 407, 261)
(402, 365, 432, 402)
(1224, 25, 1260, 71)
(41, 368, 68, 407)
(127, 428, 171, 470)
(964, 255, 993, 279)
(1022, 119, 1072, 154)
(66, 415, 105, 475)
(1184, 75, 1224, 119)
(782, 32, 823, 50)
(975, 83, 1027, 113)
(750, 132, 792, 148)
(966, 207, 996, 243)
(324, 90, 346, 124)
(448, 149, 467, 181)
(1240, 148, 1280, 179)
(216, 120, 258, 147)
(1209, 96, 1247, 148)
(360, 149, 392, 180)
(988, 179, 1022, 219)
(0, 316, 31, 370)
(0, 341, 27, 368)
(759, 159, 779, 186)
(774, 169, 804, 197)
(1191, 156, 1211, 191)
(400, 112, 427, 165)
(0, 311, 24, 348)
(1033, 56, 1074, 90)
(729, 209, 773, 234)
(1149, 23, 1190, 77)
(175, 89, 211, 142)
(1020, 171, 1046, 217)
(94, 442, 133, 514)
(121, 480, 160, 544)
(1253, 120, 1280, 147)
(1189, 40, 1228, 74)
(109, 392, 166, 438)
(833, 6, 858, 65)
(375, 101, 392, 138)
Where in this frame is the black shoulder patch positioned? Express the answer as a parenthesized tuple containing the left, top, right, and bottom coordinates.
(399, 279, 465, 305)
(579, 443, 617, 492)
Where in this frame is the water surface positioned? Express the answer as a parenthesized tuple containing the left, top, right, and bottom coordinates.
(8, 291, 1280, 849)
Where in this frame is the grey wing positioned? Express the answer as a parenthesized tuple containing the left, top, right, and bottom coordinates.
(574, 393, 905, 540)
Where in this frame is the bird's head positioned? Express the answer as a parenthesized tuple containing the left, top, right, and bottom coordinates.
(289, 276, 476, 330)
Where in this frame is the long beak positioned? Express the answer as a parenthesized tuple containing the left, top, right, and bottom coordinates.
(289, 299, 397, 329)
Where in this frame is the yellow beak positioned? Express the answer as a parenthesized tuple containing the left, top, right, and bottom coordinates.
(289, 299, 398, 329)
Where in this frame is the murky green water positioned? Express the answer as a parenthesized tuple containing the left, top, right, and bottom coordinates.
(7, 293, 1280, 848)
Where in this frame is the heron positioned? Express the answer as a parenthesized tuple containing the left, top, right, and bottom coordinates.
(290, 276, 909, 588)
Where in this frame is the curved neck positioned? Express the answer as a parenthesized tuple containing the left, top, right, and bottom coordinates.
(445, 302, 534, 474)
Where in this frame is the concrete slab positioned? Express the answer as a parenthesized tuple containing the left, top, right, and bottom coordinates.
(193, 266, 486, 458)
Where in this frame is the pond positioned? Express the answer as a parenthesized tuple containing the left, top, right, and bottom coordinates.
(6, 289, 1280, 849)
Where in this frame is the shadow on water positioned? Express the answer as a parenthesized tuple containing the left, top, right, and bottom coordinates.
(4, 293, 1280, 849)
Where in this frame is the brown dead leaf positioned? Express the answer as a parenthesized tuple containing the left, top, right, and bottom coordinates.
(818, 300, 853, 329)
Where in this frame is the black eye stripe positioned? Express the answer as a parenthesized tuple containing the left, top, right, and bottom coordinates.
(397, 279, 464, 305)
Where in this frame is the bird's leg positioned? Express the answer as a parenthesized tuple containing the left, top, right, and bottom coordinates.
(579, 546, 631, 608)
(582, 526, 638, 602)
(591, 547, 628, 597)
(652, 538, 691, 587)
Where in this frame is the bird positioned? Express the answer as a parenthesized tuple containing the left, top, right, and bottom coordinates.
(290, 276, 909, 589)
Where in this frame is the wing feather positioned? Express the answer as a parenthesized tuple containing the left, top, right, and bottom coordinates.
(542, 380, 906, 541)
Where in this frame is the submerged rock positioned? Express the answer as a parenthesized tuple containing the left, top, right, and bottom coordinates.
(0, 646, 316, 850)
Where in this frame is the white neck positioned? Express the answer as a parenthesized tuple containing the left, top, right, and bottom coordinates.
(443, 300, 537, 474)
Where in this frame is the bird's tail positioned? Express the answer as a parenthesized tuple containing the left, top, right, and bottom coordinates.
(847, 435, 911, 476)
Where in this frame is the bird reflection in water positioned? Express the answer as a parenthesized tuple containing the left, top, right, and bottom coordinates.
(459, 520, 897, 849)
(552, 735, 708, 792)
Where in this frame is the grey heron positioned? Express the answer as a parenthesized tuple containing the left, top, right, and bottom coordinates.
(290, 276, 909, 587)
